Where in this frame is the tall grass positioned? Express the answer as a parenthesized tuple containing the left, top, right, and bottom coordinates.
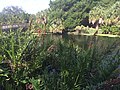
(0, 28, 120, 90)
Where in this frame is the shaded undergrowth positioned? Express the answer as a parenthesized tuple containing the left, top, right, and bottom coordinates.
(0, 29, 120, 90)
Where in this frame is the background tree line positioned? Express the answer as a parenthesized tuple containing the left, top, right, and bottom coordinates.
(0, 0, 120, 34)
(45, 0, 120, 33)
(0, 6, 30, 25)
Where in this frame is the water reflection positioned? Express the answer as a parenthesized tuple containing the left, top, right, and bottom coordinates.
(45, 34, 120, 51)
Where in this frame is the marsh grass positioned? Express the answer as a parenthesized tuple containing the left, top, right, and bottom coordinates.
(0, 29, 120, 90)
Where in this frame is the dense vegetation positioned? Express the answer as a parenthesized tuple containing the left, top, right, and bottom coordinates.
(0, 29, 120, 89)
(0, 0, 120, 34)
(0, 0, 120, 90)
(0, 6, 30, 25)
(45, 0, 120, 34)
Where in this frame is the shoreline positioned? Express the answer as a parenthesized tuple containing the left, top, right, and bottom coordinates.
(33, 32, 120, 38)
(67, 33, 120, 38)
(81, 33, 120, 37)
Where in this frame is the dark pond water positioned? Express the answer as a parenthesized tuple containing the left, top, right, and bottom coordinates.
(45, 34, 120, 51)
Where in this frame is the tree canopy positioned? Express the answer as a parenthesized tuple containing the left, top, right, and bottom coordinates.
(0, 6, 30, 25)
(0, 0, 120, 32)
(46, 0, 120, 31)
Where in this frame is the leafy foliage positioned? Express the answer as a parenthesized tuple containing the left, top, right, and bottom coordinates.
(89, 1, 120, 25)
(0, 6, 30, 24)
(0, 0, 120, 89)
(47, 0, 120, 34)
(48, 0, 98, 30)
(0, 29, 120, 89)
